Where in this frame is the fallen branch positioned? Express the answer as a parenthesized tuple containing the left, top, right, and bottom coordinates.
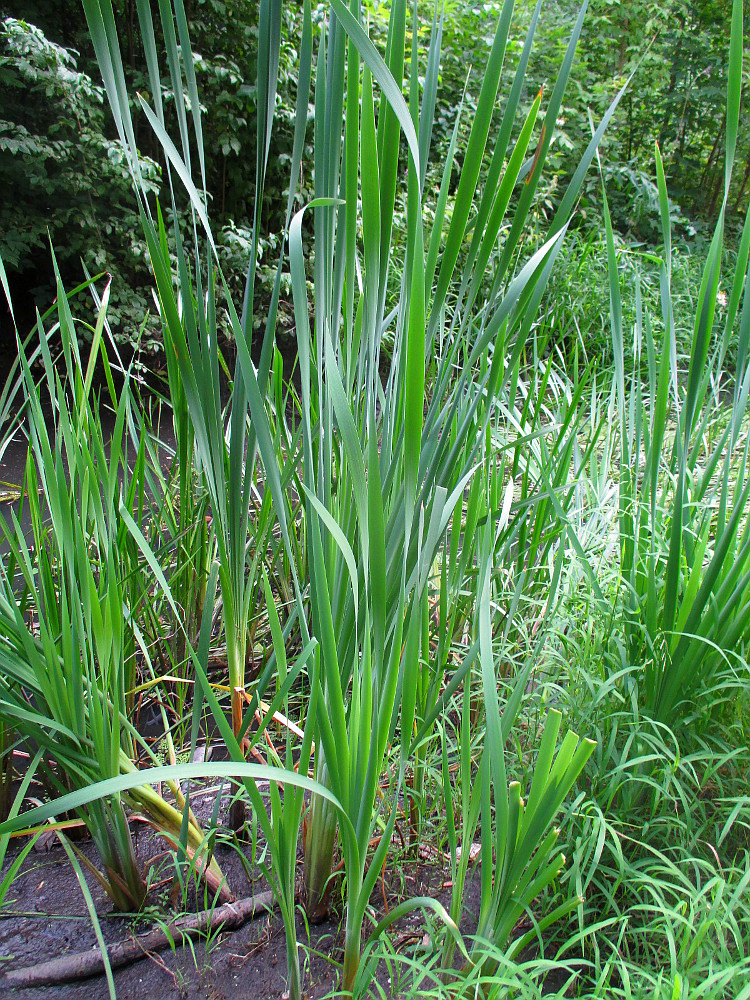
(1, 889, 276, 990)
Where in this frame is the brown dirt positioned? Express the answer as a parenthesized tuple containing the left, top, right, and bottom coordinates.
(0, 785, 466, 1000)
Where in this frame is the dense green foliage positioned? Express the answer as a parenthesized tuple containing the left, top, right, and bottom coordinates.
(1, 1, 748, 348)
(0, 17, 159, 341)
(572, 0, 750, 229)
(0, 2, 748, 1000)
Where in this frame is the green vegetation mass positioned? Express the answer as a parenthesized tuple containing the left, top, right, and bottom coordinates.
(0, 2, 748, 999)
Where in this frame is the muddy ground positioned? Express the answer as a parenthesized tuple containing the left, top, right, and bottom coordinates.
(0, 780, 482, 1000)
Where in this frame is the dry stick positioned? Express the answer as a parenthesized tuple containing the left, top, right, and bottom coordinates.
(1, 890, 276, 990)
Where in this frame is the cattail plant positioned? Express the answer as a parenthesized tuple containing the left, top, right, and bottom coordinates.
(604, 0, 750, 730)
(293, 7, 624, 991)
(81, 0, 313, 829)
(440, 513, 595, 978)
(0, 266, 228, 907)
(80, 0, 625, 991)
